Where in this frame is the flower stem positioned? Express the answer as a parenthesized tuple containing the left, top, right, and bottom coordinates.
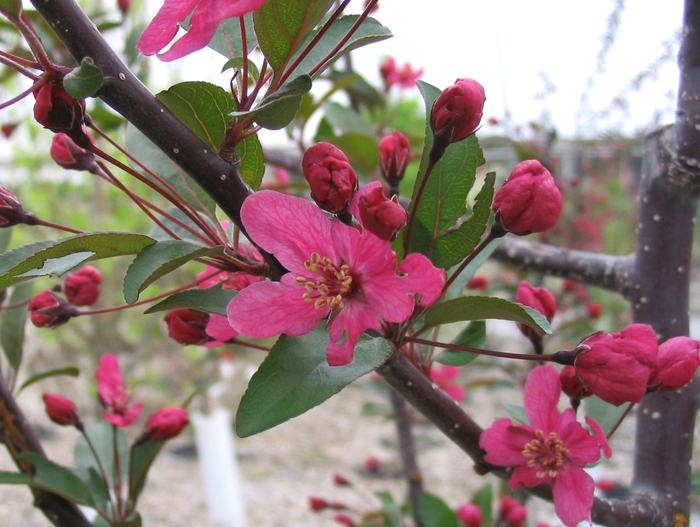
(403, 158, 437, 254)
(403, 336, 556, 362)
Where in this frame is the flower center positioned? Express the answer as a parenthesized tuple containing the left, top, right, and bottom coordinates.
(521, 430, 570, 479)
(296, 252, 354, 309)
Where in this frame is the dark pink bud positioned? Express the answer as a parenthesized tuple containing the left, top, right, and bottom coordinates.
(50, 133, 96, 171)
(33, 80, 85, 133)
(505, 505, 527, 525)
(117, 0, 130, 13)
(560, 365, 592, 400)
(309, 496, 328, 511)
(302, 142, 358, 214)
(430, 78, 485, 145)
(42, 393, 81, 427)
(363, 456, 380, 473)
(456, 503, 482, 527)
(64, 266, 102, 306)
(515, 281, 556, 352)
(586, 302, 602, 319)
(358, 185, 407, 241)
(379, 131, 412, 186)
(573, 324, 659, 406)
(164, 309, 211, 345)
(492, 160, 563, 235)
(0, 188, 37, 227)
(498, 496, 522, 518)
(466, 275, 488, 290)
(28, 290, 77, 328)
(648, 336, 700, 391)
(332, 513, 355, 526)
(333, 473, 351, 486)
(144, 406, 189, 441)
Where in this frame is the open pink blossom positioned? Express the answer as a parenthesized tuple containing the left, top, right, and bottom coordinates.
(480, 364, 611, 527)
(96, 354, 142, 427)
(137, 0, 267, 61)
(227, 191, 445, 366)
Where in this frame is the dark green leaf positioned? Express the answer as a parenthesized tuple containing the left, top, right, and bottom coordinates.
(0, 229, 12, 253)
(145, 289, 237, 316)
(0, 0, 21, 17)
(125, 124, 216, 214)
(286, 15, 392, 80)
(323, 101, 372, 135)
(445, 237, 502, 300)
(238, 133, 265, 189)
(471, 484, 493, 527)
(17, 453, 94, 506)
(72, 466, 110, 512)
(208, 14, 257, 58)
(253, 0, 335, 77)
(75, 423, 129, 485)
(129, 441, 162, 504)
(146, 207, 219, 243)
(422, 296, 551, 334)
(408, 81, 485, 259)
(585, 396, 630, 434)
(0, 471, 31, 485)
(431, 172, 495, 269)
(327, 133, 379, 173)
(156, 82, 236, 151)
(233, 74, 312, 130)
(123, 240, 224, 303)
(221, 57, 261, 80)
(63, 57, 104, 98)
(236, 328, 392, 437)
(435, 321, 485, 366)
(1, 281, 31, 371)
(417, 492, 458, 527)
(0, 233, 155, 288)
(17, 366, 79, 394)
(691, 471, 700, 494)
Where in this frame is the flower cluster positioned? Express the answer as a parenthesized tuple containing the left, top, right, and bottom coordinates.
(379, 57, 423, 90)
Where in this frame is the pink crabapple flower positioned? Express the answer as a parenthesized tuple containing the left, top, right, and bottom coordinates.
(648, 336, 700, 391)
(137, 0, 267, 62)
(479, 364, 611, 527)
(429, 364, 465, 402)
(95, 354, 142, 427)
(227, 191, 445, 366)
(144, 406, 189, 441)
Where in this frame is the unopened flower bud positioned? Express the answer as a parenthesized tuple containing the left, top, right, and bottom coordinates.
(515, 280, 556, 353)
(309, 496, 329, 511)
(430, 78, 485, 156)
(50, 133, 96, 171)
(33, 80, 85, 133)
(492, 160, 563, 236)
(302, 142, 358, 214)
(466, 275, 489, 290)
(357, 185, 407, 241)
(505, 504, 527, 525)
(378, 131, 412, 187)
(332, 513, 355, 526)
(0, 188, 37, 227)
(144, 406, 189, 441)
(64, 266, 102, 306)
(556, 324, 659, 406)
(42, 393, 81, 427)
(648, 336, 700, 391)
(456, 503, 482, 527)
(164, 309, 211, 345)
(586, 302, 602, 319)
(28, 290, 77, 328)
(117, 0, 130, 13)
(333, 473, 351, 486)
(560, 365, 592, 400)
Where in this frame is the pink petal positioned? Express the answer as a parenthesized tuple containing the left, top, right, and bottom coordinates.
(349, 181, 383, 219)
(96, 354, 124, 407)
(398, 253, 446, 307)
(104, 402, 142, 428)
(136, 0, 199, 55)
(584, 416, 612, 458)
(523, 364, 562, 432)
(510, 463, 552, 488)
(227, 277, 326, 338)
(479, 419, 532, 466)
(557, 416, 604, 466)
(326, 299, 382, 366)
(157, 0, 222, 61)
(241, 191, 335, 275)
(552, 465, 595, 527)
(205, 314, 238, 343)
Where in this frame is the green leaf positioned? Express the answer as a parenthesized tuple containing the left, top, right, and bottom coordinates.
(236, 328, 392, 437)
(253, 0, 335, 78)
(431, 172, 495, 269)
(75, 422, 129, 486)
(323, 101, 372, 135)
(156, 82, 236, 151)
(129, 441, 162, 505)
(221, 57, 261, 80)
(123, 240, 224, 303)
(417, 492, 459, 527)
(504, 403, 529, 425)
(471, 484, 493, 527)
(0, 233, 156, 288)
(238, 133, 265, 189)
(17, 453, 94, 506)
(435, 321, 485, 366)
(0, 0, 21, 17)
(17, 366, 79, 394)
(422, 296, 551, 334)
(208, 14, 257, 58)
(287, 15, 392, 81)
(585, 396, 630, 434)
(408, 81, 485, 259)
(144, 289, 237, 316)
(63, 57, 104, 98)
(1, 282, 31, 371)
(445, 237, 502, 300)
(327, 133, 379, 173)
(375, 491, 403, 527)
(233, 74, 312, 130)
(0, 471, 31, 485)
(125, 124, 217, 214)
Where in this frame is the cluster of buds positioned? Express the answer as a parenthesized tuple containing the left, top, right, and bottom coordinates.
(27, 266, 103, 328)
(302, 143, 409, 242)
(554, 324, 700, 406)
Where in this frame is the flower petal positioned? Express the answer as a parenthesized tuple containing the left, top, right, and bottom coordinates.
(523, 364, 562, 432)
(326, 299, 382, 366)
(227, 277, 326, 338)
(584, 416, 612, 459)
(398, 253, 446, 307)
(241, 191, 335, 275)
(205, 314, 238, 343)
(479, 418, 532, 466)
(552, 465, 595, 527)
(136, 0, 199, 55)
